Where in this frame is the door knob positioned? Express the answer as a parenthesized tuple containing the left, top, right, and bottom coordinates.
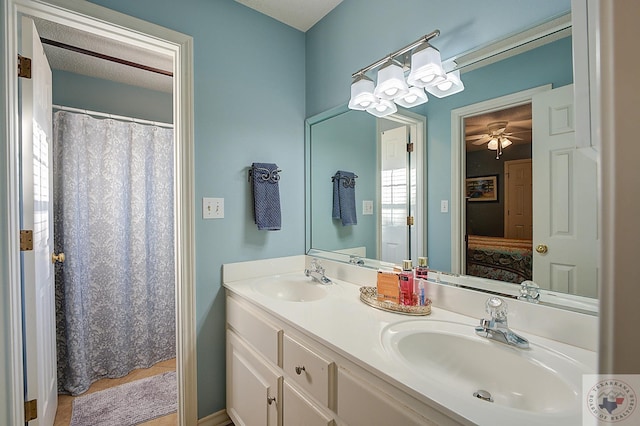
(535, 244, 548, 254)
(51, 252, 66, 263)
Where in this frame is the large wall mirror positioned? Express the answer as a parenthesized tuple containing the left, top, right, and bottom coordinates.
(305, 12, 598, 314)
(306, 107, 426, 265)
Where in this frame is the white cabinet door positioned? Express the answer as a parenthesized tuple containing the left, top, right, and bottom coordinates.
(227, 330, 281, 426)
(336, 366, 434, 426)
(283, 381, 333, 426)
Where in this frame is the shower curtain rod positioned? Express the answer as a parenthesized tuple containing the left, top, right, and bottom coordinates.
(41, 38, 173, 77)
(53, 104, 174, 129)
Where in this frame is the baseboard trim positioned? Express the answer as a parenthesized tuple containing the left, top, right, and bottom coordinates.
(198, 409, 232, 426)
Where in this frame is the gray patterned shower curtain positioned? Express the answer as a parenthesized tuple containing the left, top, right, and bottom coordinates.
(52, 110, 176, 395)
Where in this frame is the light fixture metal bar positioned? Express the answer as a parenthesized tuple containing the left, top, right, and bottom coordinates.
(351, 29, 440, 78)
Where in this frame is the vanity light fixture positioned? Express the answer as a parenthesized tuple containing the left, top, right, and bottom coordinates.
(406, 43, 446, 88)
(425, 69, 465, 98)
(366, 98, 397, 117)
(373, 59, 409, 100)
(348, 74, 378, 110)
(348, 29, 464, 117)
(395, 86, 429, 108)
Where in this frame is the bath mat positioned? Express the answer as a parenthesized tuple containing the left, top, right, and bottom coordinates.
(70, 371, 177, 425)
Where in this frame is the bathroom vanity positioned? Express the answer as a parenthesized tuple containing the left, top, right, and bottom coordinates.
(223, 255, 597, 426)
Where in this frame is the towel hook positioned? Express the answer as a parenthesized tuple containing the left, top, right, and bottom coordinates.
(249, 166, 282, 183)
(331, 172, 358, 188)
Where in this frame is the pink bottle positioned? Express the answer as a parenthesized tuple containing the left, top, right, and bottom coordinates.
(400, 260, 415, 306)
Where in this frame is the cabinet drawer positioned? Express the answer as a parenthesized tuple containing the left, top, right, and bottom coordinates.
(284, 381, 334, 426)
(227, 296, 282, 365)
(283, 334, 334, 408)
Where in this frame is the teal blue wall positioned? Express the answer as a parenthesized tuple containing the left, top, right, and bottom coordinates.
(84, 0, 306, 418)
(306, 0, 572, 272)
(310, 110, 376, 255)
(52, 70, 173, 123)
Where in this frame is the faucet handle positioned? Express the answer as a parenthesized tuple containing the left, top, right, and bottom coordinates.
(485, 297, 508, 320)
(519, 280, 540, 303)
(310, 258, 324, 273)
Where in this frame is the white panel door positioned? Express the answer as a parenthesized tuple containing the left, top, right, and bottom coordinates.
(532, 84, 598, 297)
(20, 16, 57, 425)
(380, 125, 409, 264)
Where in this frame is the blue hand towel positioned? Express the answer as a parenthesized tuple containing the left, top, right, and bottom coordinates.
(332, 170, 357, 226)
(252, 163, 281, 231)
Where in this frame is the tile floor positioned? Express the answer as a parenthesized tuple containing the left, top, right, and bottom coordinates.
(54, 358, 177, 426)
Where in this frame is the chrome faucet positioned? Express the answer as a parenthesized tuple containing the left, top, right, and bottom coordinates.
(304, 258, 332, 284)
(349, 254, 365, 266)
(475, 297, 530, 349)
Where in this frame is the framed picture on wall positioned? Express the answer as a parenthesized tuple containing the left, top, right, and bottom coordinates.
(466, 175, 498, 202)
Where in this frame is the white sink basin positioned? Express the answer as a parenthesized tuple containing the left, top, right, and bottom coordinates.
(253, 274, 329, 302)
(381, 320, 588, 414)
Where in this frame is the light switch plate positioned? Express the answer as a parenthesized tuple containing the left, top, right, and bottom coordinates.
(363, 200, 374, 215)
(203, 197, 224, 219)
(440, 200, 449, 213)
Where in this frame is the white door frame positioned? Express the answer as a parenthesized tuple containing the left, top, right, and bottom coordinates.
(2, 0, 196, 424)
(450, 85, 550, 274)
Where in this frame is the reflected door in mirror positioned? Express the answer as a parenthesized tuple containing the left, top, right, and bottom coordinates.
(532, 84, 598, 298)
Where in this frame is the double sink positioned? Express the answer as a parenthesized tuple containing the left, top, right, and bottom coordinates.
(251, 272, 592, 419)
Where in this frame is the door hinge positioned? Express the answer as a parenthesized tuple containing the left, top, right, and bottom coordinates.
(406, 143, 414, 153)
(18, 55, 32, 79)
(406, 216, 414, 226)
(20, 230, 33, 251)
(24, 399, 37, 422)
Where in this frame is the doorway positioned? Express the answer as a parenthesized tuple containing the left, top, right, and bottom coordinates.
(451, 85, 550, 277)
(4, 1, 196, 424)
(376, 110, 426, 264)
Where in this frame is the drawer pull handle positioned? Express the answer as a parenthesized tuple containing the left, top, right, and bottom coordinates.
(267, 396, 276, 405)
(295, 366, 306, 375)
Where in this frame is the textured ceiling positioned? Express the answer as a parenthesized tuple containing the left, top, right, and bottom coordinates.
(234, 0, 342, 31)
(33, 17, 173, 94)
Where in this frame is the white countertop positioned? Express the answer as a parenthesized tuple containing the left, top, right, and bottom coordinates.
(223, 256, 596, 426)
